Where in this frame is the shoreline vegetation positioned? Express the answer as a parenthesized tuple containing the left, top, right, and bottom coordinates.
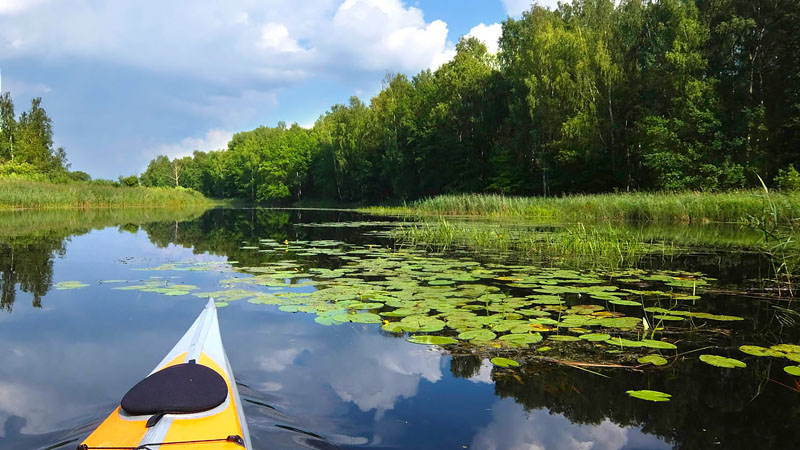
(0, 177, 214, 210)
(363, 192, 800, 225)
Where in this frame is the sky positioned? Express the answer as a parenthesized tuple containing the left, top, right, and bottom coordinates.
(0, 0, 558, 179)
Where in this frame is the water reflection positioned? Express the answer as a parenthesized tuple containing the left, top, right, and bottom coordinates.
(0, 208, 797, 449)
(0, 236, 60, 310)
(0, 208, 207, 311)
(471, 399, 669, 450)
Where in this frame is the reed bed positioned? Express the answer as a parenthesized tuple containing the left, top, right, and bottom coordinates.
(0, 177, 214, 210)
(366, 191, 800, 225)
(393, 218, 673, 267)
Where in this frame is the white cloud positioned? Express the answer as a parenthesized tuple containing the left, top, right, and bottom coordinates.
(0, 0, 49, 15)
(258, 347, 303, 372)
(148, 129, 233, 160)
(471, 400, 670, 450)
(0, 0, 452, 84)
(323, 337, 442, 420)
(328, 0, 452, 72)
(466, 22, 502, 54)
(259, 23, 304, 53)
(469, 359, 494, 384)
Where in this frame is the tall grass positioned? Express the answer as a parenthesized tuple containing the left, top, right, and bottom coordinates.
(393, 218, 673, 267)
(365, 191, 800, 224)
(0, 177, 215, 210)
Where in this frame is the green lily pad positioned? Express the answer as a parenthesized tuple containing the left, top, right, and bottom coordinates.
(498, 333, 543, 345)
(784, 366, 800, 376)
(609, 337, 643, 348)
(55, 281, 89, 290)
(347, 312, 382, 324)
(626, 389, 671, 402)
(699, 354, 746, 368)
(548, 335, 580, 342)
(640, 339, 677, 350)
(458, 329, 497, 341)
(739, 345, 785, 357)
(579, 333, 611, 342)
(407, 335, 458, 345)
(314, 316, 335, 326)
(772, 344, 800, 354)
(652, 315, 684, 321)
(490, 357, 520, 368)
(638, 355, 668, 366)
(608, 299, 642, 306)
(214, 301, 229, 308)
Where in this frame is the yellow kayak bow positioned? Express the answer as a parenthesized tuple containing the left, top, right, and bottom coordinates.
(78, 299, 251, 449)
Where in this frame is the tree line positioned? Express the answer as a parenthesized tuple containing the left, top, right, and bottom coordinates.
(139, 0, 799, 202)
(0, 93, 71, 177)
(0, 92, 126, 185)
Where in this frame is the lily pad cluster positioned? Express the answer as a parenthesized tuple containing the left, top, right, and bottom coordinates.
(737, 344, 800, 375)
(109, 237, 762, 375)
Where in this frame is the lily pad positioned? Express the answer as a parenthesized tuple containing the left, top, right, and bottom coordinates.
(640, 339, 677, 350)
(55, 281, 89, 290)
(608, 299, 642, 306)
(458, 329, 497, 341)
(772, 344, 800, 354)
(579, 333, 611, 342)
(699, 354, 746, 368)
(490, 357, 520, 368)
(314, 316, 335, 326)
(407, 335, 458, 345)
(498, 333, 543, 345)
(784, 366, 800, 376)
(609, 337, 643, 348)
(739, 345, 784, 357)
(626, 390, 671, 402)
(548, 335, 580, 342)
(638, 355, 668, 366)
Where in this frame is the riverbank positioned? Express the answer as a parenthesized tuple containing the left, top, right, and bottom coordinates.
(0, 177, 215, 210)
(363, 191, 800, 225)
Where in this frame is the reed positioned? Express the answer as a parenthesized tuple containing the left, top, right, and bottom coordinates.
(365, 191, 800, 225)
(393, 218, 672, 267)
(0, 177, 215, 210)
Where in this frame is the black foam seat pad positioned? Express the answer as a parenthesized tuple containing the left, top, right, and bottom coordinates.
(121, 362, 228, 416)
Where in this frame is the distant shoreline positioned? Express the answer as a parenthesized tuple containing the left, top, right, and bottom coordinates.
(0, 177, 215, 210)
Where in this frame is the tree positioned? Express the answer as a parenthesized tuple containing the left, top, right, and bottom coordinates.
(118, 175, 139, 187)
(0, 92, 16, 162)
(140, 155, 174, 187)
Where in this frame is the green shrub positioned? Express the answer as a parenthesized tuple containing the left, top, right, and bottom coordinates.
(774, 165, 800, 191)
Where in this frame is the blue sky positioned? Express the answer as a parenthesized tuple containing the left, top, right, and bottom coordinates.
(0, 0, 555, 179)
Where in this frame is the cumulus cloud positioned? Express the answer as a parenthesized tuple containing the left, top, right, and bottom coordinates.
(322, 336, 442, 419)
(147, 129, 233, 160)
(468, 359, 494, 384)
(0, 0, 50, 15)
(0, 0, 453, 84)
(470, 400, 670, 450)
(466, 23, 502, 54)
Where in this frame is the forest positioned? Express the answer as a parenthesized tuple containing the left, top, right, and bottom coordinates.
(139, 0, 800, 203)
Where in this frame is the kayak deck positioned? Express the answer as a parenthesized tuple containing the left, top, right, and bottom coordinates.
(78, 299, 251, 449)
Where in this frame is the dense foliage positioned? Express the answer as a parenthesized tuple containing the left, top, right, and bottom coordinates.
(0, 93, 69, 177)
(139, 0, 799, 203)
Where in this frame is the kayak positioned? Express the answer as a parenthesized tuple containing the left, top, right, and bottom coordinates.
(78, 299, 252, 449)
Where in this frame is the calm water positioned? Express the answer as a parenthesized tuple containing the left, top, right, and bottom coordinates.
(0, 208, 797, 450)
